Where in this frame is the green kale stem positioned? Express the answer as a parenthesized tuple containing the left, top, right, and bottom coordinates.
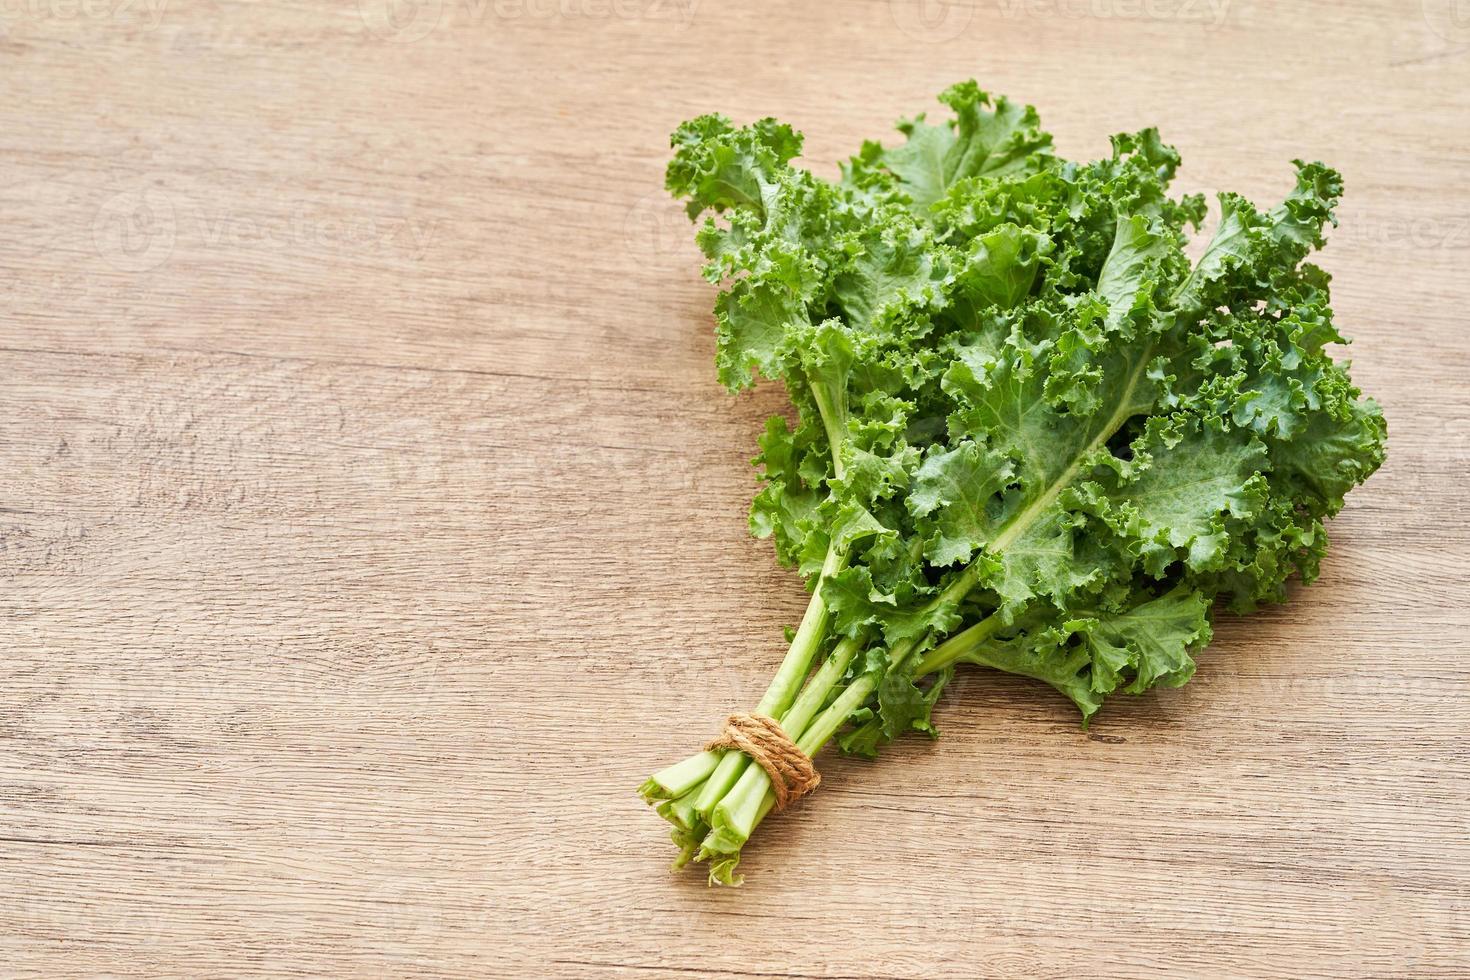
(915, 614, 1008, 674)
(645, 374, 854, 816)
(645, 608, 1009, 881)
(697, 641, 876, 881)
(695, 613, 1007, 883)
(826, 615, 1010, 759)
(649, 563, 996, 879)
(685, 542, 848, 815)
(639, 627, 864, 868)
(693, 577, 990, 863)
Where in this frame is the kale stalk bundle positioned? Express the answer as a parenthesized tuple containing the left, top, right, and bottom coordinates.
(639, 82, 1386, 885)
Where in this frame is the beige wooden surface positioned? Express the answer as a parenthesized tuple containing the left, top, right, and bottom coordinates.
(2, 1, 1467, 976)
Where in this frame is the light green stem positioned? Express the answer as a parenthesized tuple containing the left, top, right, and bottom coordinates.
(690, 543, 846, 815)
(639, 752, 719, 802)
(702, 672, 880, 871)
(700, 609, 1004, 872)
(695, 561, 989, 876)
(645, 334, 859, 817)
(810, 382, 848, 471)
(838, 613, 1009, 751)
(782, 634, 864, 738)
(914, 614, 1006, 675)
(695, 634, 862, 851)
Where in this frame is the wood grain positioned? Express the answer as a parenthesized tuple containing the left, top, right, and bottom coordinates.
(2, 1, 1467, 976)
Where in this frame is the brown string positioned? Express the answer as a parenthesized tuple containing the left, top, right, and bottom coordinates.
(705, 713, 820, 811)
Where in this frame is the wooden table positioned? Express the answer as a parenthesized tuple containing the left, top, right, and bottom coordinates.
(3, 1, 1466, 976)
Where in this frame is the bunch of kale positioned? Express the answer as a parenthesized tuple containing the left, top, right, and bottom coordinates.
(640, 82, 1386, 885)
